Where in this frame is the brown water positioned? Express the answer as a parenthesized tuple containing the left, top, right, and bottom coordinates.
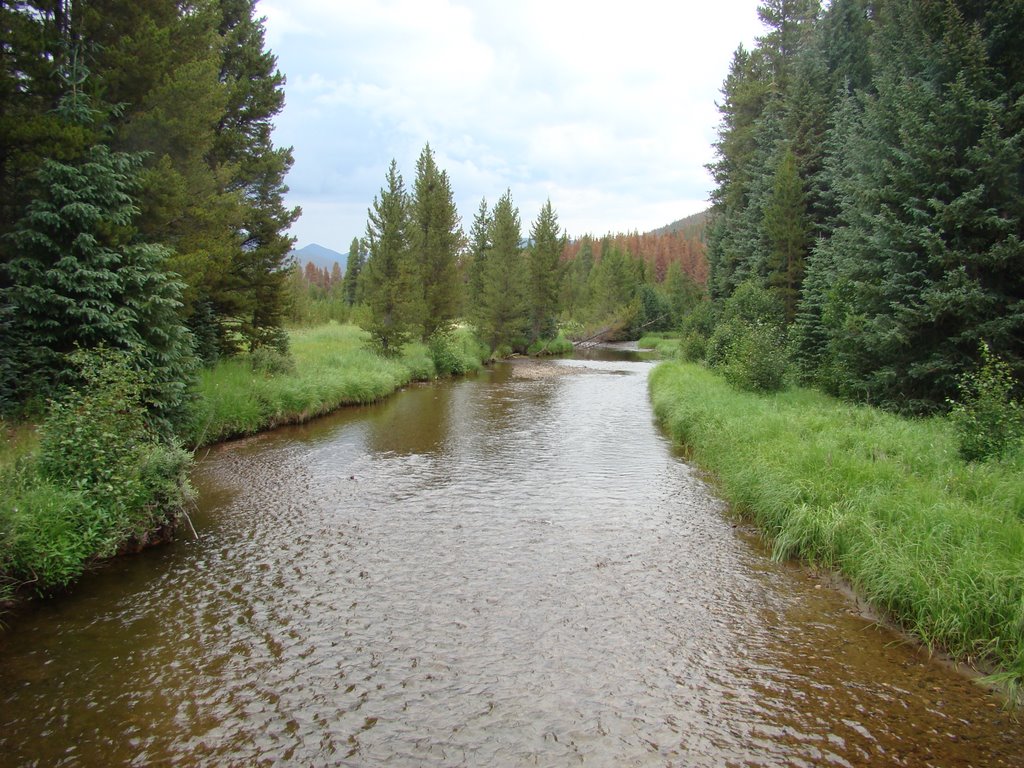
(1, 348, 1021, 767)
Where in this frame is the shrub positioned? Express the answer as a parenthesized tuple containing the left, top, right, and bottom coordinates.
(29, 347, 192, 583)
(705, 282, 790, 393)
(429, 330, 469, 376)
(720, 322, 790, 393)
(249, 346, 296, 376)
(527, 332, 574, 357)
(677, 301, 716, 362)
(948, 342, 1024, 462)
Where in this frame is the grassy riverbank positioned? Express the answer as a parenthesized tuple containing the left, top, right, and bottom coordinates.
(649, 360, 1024, 692)
(637, 332, 681, 358)
(186, 323, 488, 446)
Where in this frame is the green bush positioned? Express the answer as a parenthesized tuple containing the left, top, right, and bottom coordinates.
(948, 342, 1024, 462)
(705, 282, 790, 392)
(249, 346, 296, 376)
(428, 328, 489, 375)
(676, 301, 716, 362)
(678, 331, 708, 362)
(720, 322, 790, 393)
(527, 332, 574, 357)
(3, 347, 192, 593)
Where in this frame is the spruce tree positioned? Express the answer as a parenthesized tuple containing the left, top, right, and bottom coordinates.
(362, 160, 421, 353)
(477, 190, 527, 352)
(763, 146, 809, 322)
(410, 143, 462, 339)
(214, 0, 300, 352)
(344, 236, 362, 306)
(1, 85, 195, 431)
(527, 199, 566, 341)
(805, 0, 1024, 409)
(465, 196, 491, 328)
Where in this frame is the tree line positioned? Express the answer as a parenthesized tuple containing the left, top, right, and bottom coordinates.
(0, 0, 296, 426)
(291, 146, 708, 355)
(705, 0, 1023, 413)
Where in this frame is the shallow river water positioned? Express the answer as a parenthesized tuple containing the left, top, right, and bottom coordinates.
(2, 348, 1023, 767)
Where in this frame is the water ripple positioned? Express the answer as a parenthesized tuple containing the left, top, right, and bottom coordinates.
(1, 357, 1022, 766)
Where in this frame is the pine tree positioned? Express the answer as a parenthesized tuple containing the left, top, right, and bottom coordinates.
(214, 0, 300, 352)
(410, 143, 462, 339)
(0, 85, 195, 430)
(362, 160, 421, 353)
(527, 199, 565, 341)
(763, 146, 809, 322)
(344, 236, 362, 306)
(477, 190, 527, 351)
(465, 196, 491, 328)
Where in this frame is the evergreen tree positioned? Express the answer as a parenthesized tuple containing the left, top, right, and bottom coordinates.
(410, 143, 462, 339)
(344, 236, 362, 306)
(362, 160, 421, 353)
(527, 199, 565, 341)
(477, 190, 527, 351)
(213, 0, 300, 352)
(77, 0, 240, 343)
(664, 260, 703, 327)
(466, 196, 491, 327)
(756, 0, 821, 91)
(803, 0, 1024, 409)
(562, 236, 594, 319)
(706, 45, 771, 300)
(763, 146, 809, 322)
(0, 86, 195, 431)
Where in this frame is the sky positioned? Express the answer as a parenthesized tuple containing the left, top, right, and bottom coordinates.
(260, 0, 766, 253)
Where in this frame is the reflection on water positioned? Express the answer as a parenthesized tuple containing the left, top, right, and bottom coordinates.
(1, 350, 1021, 766)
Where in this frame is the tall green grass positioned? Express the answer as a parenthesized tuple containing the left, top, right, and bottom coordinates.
(649, 361, 1024, 689)
(637, 332, 682, 358)
(186, 323, 486, 446)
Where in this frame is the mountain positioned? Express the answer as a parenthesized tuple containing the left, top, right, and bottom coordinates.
(647, 209, 711, 241)
(290, 243, 345, 271)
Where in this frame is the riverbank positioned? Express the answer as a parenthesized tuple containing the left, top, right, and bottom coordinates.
(0, 323, 488, 604)
(649, 360, 1024, 695)
(637, 332, 681, 358)
(186, 323, 487, 447)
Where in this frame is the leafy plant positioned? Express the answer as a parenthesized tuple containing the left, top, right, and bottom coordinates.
(705, 282, 790, 392)
(37, 348, 191, 555)
(948, 342, 1023, 462)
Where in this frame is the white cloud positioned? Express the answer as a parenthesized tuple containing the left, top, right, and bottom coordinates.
(262, 0, 765, 249)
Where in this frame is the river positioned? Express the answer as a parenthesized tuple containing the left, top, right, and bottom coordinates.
(1, 348, 1022, 766)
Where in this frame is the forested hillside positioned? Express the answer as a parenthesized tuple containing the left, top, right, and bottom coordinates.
(0, 0, 297, 421)
(705, 0, 1023, 413)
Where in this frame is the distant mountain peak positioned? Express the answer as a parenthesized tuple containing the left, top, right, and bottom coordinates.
(290, 243, 344, 270)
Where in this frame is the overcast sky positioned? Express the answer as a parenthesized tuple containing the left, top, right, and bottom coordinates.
(261, 0, 766, 253)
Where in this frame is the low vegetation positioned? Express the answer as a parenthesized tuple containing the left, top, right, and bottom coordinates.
(637, 333, 681, 358)
(2, 349, 192, 598)
(649, 360, 1024, 692)
(188, 323, 489, 446)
